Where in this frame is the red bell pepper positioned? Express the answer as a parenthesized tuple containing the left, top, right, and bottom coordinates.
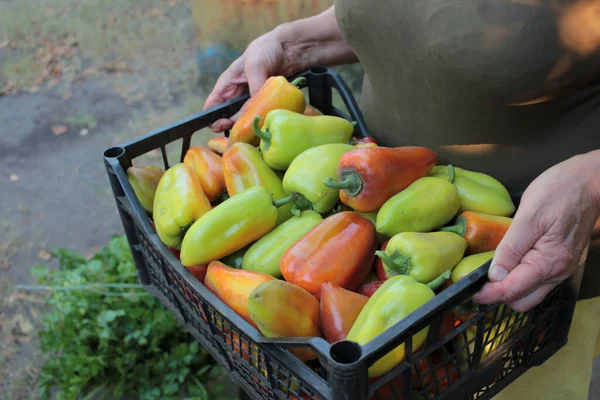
(322, 146, 437, 212)
(280, 212, 377, 299)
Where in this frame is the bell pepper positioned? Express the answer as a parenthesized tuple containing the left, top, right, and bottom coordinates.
(323, 146, 438, 213)
(253, 111, 355, 171)
(207, 136, 228, 155)
(127, 165, 164, 214)
(153, 163, 212, 250)
(374, 240, 390, 280)
(451, 251, 495, 284)
(376, 232, 467, 284)
(358, 280, 385, 297)
(450, 251, 495, 323)
(220, 245, 249, 269)
(183, 146, 226, 203)
(280, 211, 377, 299)
(242, 210, 323, 278)
(222, 142, 293, 225)
(229, 76, 307, 146)
(278, 143, 355, 214)
(440, 211, 512, 254)
(429, 165, 515, 217)
(179, 186, 279, 266)
(186, 264, 209, 283)
(352, 136, 378, 149)
(205, 261, 275, 328)
(356, 212, 390, 246)
(320, 282, 369, 343)
(248, 280, 322, 361)
(376, 176, 460, 237)
(346, 271, 451, 378)
(303, 104, 322, 116)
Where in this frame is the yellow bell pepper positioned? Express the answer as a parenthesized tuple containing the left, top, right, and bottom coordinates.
(153, 163, 211, 250)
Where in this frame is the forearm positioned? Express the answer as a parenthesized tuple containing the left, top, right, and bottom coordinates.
(273, 6, 358, 71)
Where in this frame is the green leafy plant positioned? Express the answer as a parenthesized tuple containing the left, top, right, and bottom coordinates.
(28, 235, 235, 400)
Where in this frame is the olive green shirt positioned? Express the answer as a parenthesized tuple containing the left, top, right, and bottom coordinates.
(334, 0, 600, 299)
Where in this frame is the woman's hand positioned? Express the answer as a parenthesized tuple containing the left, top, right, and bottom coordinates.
(473, 151, 600, 312)
(202, 6, 357, 133)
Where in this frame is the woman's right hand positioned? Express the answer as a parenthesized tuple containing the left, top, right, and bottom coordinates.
(202, 28, 299, 133)
(202, 6, 358, 133)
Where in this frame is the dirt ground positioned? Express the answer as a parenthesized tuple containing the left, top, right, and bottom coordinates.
(0, 0, 598, 399)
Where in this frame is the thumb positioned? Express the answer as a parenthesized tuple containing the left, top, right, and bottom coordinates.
(244, 58, 269, 97)
(486, 211, 540, 283)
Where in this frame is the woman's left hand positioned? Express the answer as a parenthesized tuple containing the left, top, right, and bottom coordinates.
(473, 151, 600, 312)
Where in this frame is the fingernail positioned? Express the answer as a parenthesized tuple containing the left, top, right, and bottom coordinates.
(489, 265, 508, 282)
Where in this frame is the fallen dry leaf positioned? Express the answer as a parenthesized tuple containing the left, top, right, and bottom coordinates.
(38, 249, 52, 260)
(9, 174, 19, 182)
(80, 128, 89, 136)
(1, 258, 9, 270)
(52, 124, 68, 136)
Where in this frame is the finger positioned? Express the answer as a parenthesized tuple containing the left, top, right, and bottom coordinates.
(472, 257, 548, 305)
(209, 118, 235, 133)
(203, 58, 247, 111)
(486, 209, 541, 284)
(244, 58, 270, 96)
(506, 283, 556, 313)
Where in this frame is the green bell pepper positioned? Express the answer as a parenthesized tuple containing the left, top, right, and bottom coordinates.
(429, 165, 515, 217)
(278, 143, 355, 214)
(376, 176, 460, 237)
(179, 186, 279, 266)
(242, 210, 323, 278)
(376, 231, 467, 284)
(346, 271, 451, 378)
(252, 110, 355, 171)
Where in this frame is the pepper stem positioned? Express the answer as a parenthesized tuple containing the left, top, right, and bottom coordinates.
(439, 216, 467, 236)
(252, 116, 272, 150)
(290, 77, 307, 88)
(351, 121, 357, 127)
(375, 250, 411, 275)
(273, 193, 298, 208)
(447, 164, 456, 184)
(426, 270, 452, 291)
(322, 169, 363, 196)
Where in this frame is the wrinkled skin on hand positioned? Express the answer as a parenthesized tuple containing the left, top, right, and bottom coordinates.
(474, 152, 600, 312)
(203, 30, 299, 133)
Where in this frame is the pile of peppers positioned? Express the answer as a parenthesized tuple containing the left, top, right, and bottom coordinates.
(127, 75, 521, 398)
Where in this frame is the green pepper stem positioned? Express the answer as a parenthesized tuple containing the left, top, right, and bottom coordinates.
(252, 116, 272, 149)
(447, 164, 456, 184)
(439, 216, 467, 236)
(375, 250, 411, 275)
(322, 169, 363, 196)
(273, 193, 298, 208)
(290, 77, 307, 88)
(351, 121, 357, 127)
(426, 270, 452, 291)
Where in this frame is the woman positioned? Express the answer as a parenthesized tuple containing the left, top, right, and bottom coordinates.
(204, 3, 600, 399)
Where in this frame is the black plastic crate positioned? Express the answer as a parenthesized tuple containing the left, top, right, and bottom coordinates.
(103, 67, 583, 400)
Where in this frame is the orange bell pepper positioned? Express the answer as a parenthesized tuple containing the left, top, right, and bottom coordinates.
(280, 211, 377, 299)
(322, 146, 438, 213)
(229, 76, 307, 146)
(207, 136, 229, 155)
(183, 146, 226, 203)
(440, 211, 512, 254)
(204, 261, 275, 328)
(320, 282, 368, 343)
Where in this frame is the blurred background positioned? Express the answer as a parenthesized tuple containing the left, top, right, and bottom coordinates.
(0, 1, 363, 399)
